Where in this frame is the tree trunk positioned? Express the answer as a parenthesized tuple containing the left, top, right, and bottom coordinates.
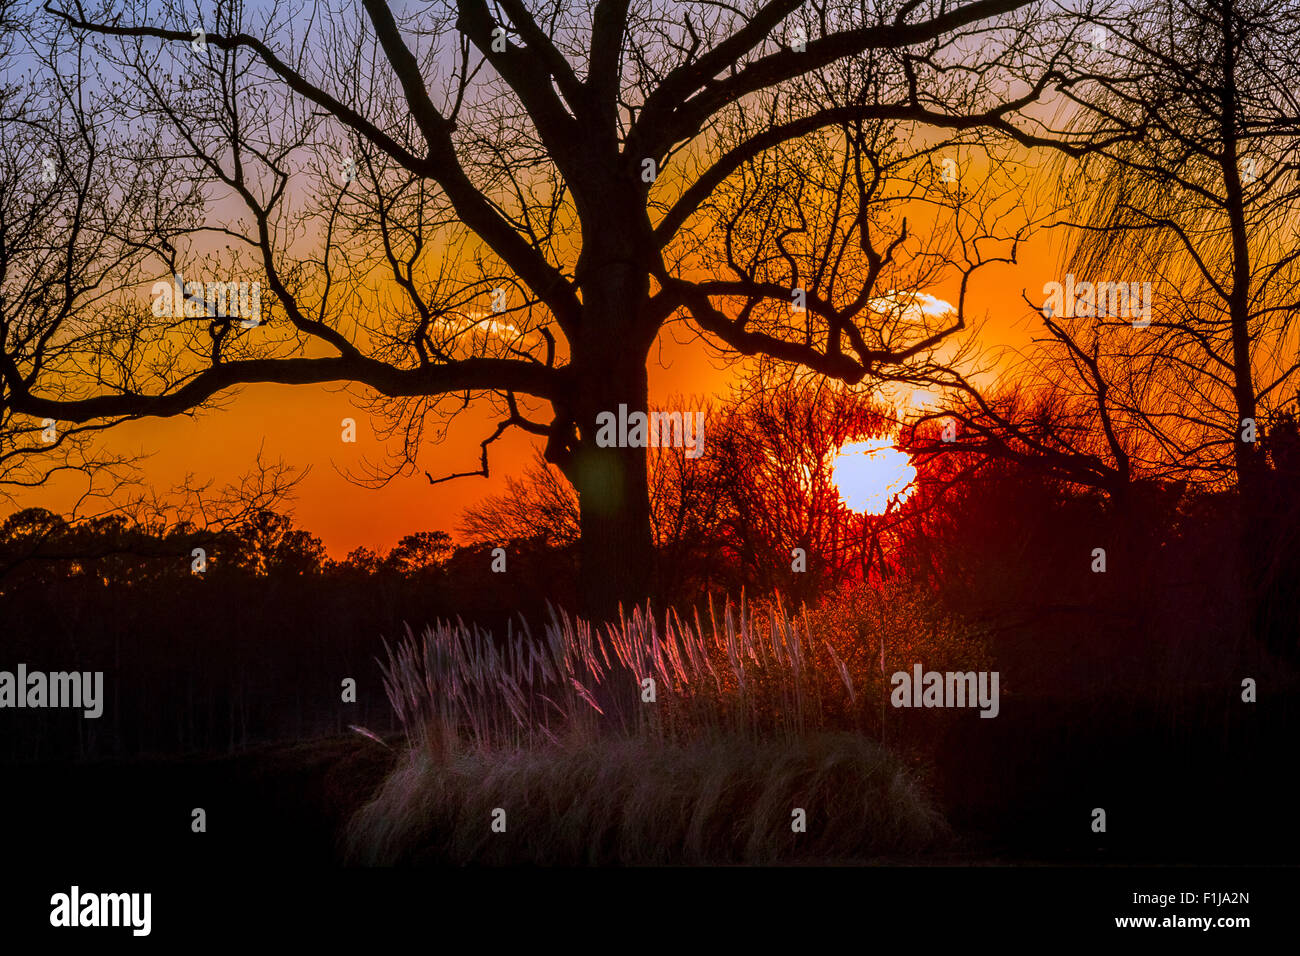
(564, 334, 656, 730)
(1215, 0, 1284, 654)
(569, 358, 656, 625)
(559, 185, 660, 622)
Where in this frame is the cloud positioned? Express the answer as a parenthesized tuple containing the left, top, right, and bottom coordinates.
(869, 290, 956, 323)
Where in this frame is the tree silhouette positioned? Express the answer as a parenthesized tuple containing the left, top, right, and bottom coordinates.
(1059, 0, 1300, 503)
(385, 529, 454, 572)
(900, 0, 1300, 654)
(7, 0, 1097, 617)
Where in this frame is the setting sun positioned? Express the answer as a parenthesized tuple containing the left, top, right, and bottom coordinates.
(831, 439, 918, 515)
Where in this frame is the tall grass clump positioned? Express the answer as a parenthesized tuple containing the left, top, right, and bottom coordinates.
(376, 594, 872, 750)
(347, 595, 953, 864)
(347, 732, 947, 865)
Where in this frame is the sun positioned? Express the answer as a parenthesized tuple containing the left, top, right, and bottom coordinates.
(831, 439, 918, 515)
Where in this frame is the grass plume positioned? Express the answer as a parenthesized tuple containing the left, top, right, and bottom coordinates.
(349, 596, 953, 864)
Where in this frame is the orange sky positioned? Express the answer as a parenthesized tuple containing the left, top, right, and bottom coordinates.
(6, 224, 1059, 559)
(5, 126, 1071, 561)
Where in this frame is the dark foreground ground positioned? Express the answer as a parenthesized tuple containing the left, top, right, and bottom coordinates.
(5, 685, 1297, 867)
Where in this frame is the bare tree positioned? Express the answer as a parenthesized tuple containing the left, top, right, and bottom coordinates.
(457, 447, 579, 547)
(900, 0, 1300, 655)
(8, 0, 1093, 617)
(1053, 0, 1300, 507)
(0, 6, 198, 501)
(906, 0, 1300, 490)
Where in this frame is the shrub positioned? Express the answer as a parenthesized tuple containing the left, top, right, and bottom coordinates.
(803, 579, 994, 739)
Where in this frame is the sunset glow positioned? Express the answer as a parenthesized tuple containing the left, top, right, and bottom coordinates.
(3, 0, 1292, 902)
(831, 439, 918, 515)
